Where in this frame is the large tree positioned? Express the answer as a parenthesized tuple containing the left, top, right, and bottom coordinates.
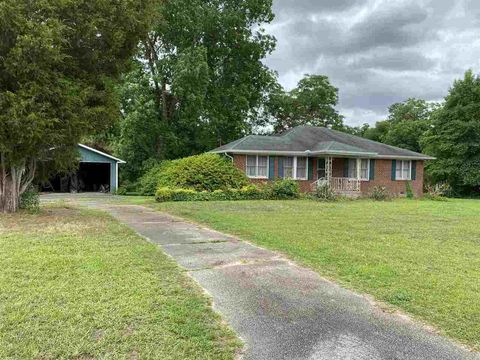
(116, 0, 276, 176)
(382, 98, 436, 152)
(422, 70, 480, 194)
(362, 98, 436, 153)
(268, 75, 344, 133)
(0, 0, 154, 212)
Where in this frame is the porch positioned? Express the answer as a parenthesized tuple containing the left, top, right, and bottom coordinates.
(310, 157, 372, 195)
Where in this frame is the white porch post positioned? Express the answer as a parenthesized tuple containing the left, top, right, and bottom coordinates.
(325, 156, 332, 181)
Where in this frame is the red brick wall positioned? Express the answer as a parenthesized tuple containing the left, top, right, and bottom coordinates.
(231, 154, 424, 197)
(361, 159, 424, 197)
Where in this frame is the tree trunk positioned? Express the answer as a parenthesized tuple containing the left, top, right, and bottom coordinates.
(0, 176, 20, 213)
(0, 154, 36, 213)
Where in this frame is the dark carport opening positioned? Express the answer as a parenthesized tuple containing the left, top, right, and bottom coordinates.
(77, 162, 110, 192)
(43, 162, 111, 193)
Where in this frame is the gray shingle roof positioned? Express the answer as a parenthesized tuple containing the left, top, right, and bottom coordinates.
(211, 126, 434, 160)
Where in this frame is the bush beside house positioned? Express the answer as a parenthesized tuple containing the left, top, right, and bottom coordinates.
(155, 179, 300, 202)
(138, 153, 248, 196)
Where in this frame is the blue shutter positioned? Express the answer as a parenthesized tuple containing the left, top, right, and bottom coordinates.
(411, 160, 417, 180)
(278, 157, 284, 178)
(307, 158, 314, 180)
(369, 159, 375, 180)
(391, 160, 397, 181)
(269, 157, 275, 179)
(343, 159, 349, 177)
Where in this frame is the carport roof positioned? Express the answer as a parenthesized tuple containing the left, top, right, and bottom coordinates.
(78, 144, 126, 163)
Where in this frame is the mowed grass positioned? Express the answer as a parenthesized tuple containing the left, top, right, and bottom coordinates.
(148, 198, 480, 349)
(0, 205, 240, 359)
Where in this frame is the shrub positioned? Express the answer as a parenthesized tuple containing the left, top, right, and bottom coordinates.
(115, 186, 128, 195)
(369, 186, 390, 201)
(157, 153, 248, 192)
(19, 187, 40, 212)
(239, 184, 265, 200)
(312, 182, 337, 202)
(156, 187, 174, 202)
(424, 182, 451, 201)
(170, 188, 199, 201)
(266, 179, 300, 199)
(138, 161, 171, 196)
(155, 184, 273, 202)
(405, 181, 414, 199)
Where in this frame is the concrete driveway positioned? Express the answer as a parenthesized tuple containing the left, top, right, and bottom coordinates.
(45, 195, 479, 360)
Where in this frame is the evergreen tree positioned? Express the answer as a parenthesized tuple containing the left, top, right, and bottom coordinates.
(0, 0, 155, 212)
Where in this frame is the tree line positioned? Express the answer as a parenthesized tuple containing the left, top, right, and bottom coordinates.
(1, 0, 480, 212)
(352, 70, 480, 195)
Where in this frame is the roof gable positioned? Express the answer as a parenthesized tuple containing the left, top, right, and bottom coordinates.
(78, 144, 126, 163)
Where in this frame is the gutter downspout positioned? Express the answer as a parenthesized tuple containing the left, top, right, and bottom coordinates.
(224, 152, 234, 163)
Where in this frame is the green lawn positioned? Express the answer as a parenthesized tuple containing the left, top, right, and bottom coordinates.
(0, 205, 240, 359)
(145, 198, 480, 350)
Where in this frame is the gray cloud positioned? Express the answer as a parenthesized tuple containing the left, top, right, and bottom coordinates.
(347, 2, 432, 52)
(347, 49, 435, 71)
(273, 0, 361, 19)
(264, 0, 480, 125)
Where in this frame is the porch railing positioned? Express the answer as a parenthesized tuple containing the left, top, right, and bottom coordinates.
(312, 177, 361, 193)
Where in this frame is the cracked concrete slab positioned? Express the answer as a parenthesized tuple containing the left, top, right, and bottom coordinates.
(48, 195, 479, 360)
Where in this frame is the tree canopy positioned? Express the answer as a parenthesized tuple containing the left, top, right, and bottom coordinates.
(422, 70, 480, 194)
(267, 75, 344, 133)
(114, 0, 277, 181)
(0, 0, 155, 212)
(361, 98, 436, 153)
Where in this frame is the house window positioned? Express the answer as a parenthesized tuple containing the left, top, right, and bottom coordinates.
(258, 156, 268, 177)
(317, 158, 326, 179)
(246, 155, 268, 178)
(347, 159, 357, 178)
(296, 157, 307, 180)
(347, 158, 369, 180)
(284, 157, 294, 179)
(359, 159, 369, 180)
(396, 160, 411, 180)
(282, 156, 308, 180)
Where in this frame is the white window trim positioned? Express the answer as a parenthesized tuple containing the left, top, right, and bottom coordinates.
(348, 158, 370, 181)
(396, 160, 412, 181)
(283, 156, 308, 180)
(246, 155, 269, 179)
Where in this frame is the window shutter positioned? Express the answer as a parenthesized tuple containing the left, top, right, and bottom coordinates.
(308, 158, 314, 180)
(369, 159, 375, 180)
(278, 157, 284, 178)
(391, 160, 397, 180)
(343, 159, 349, 177)
(268, 157, 275, 179)
(411, 160, 417, 180)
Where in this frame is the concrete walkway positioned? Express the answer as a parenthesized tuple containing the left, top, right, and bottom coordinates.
(50, 196, 478, 360)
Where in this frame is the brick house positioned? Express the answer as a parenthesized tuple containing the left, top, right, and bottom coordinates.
(210, 126, 435, 197)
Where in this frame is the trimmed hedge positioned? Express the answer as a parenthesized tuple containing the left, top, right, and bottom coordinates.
(138, 153, 248, 196)
(155, 179, 300, 202)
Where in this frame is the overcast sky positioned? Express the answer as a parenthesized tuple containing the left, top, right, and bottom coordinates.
(263, 0, 480, 126)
